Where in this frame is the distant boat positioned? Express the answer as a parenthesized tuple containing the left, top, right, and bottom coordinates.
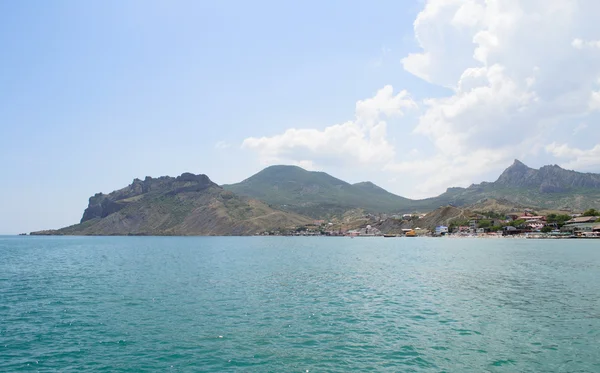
(405, 229, 416, 237)
(383, 234, 397, 238)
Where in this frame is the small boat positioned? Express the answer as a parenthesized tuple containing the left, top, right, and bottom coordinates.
(383, 234, 397, 238)
(405, 229, 416, 237)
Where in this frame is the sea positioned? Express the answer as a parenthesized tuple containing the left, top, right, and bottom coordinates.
(1, 236, 599, 372)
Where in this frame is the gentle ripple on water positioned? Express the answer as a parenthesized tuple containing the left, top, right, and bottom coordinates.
(1, 236, 600, 372)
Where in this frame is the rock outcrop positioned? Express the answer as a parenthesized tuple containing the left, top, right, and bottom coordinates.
(81, 173, 217, 223)
(32, 172, 310, 236)
(433, 160, 600, 211)
(495, 160, 600, 192)
(31, 161, 600, 236)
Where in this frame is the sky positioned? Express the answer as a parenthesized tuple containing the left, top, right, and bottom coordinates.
(2, 0, 600, 234)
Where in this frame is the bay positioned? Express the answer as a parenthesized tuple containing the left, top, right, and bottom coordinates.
(1, 236, 599, 372)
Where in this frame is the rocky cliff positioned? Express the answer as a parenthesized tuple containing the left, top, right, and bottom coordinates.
(32, 173, 311, 236)
(433, 160, 600, 210)
(495, 160, 600, 192)
(80, 173, 216, 223)
(30, 161, 600, 236)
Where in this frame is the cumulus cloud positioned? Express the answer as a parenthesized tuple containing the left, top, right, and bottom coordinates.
(242, 86, 417, 167)
(546, 142, 600, 170)
(244, 0, 600, 197)
(393, 0, 600, 194)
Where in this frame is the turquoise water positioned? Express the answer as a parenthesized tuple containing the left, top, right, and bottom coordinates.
(1, 237, 599, 372)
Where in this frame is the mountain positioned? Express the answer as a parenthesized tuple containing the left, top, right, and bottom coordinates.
(31, 173, 310, 236)
(223, 165, 414, 217)
(30, 160, 600, 236)
(495, 160, 600, 191)
(224, 161, 600, 217)
(434, 160, 600, 210)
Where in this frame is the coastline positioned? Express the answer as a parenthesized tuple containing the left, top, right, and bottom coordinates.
(22, 232, 599, 239)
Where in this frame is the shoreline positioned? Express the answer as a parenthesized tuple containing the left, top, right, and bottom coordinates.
(17, 233, 600, 239)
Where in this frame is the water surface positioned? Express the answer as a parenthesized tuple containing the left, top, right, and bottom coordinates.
(1, 236, 599, 372)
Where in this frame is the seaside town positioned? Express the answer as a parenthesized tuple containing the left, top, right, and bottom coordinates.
(259, 208, 600, 239)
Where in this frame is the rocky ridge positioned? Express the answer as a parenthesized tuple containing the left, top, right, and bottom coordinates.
(32, 173, 310, 236)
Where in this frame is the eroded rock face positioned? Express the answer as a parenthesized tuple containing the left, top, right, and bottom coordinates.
(81, 193, 126, 222)
(176, 172, 212, 184)
(539, 182, 567, 193)
(80, 173, 218, 223)
(494, 160, 600, 193)
(495, 160, 539, 187)
(81, 193, 107, 222)
(39, 170, 311, 236)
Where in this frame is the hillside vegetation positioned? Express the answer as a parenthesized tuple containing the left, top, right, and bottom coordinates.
(433, 160, 600, 211)
(225, 161, 600, 218)
(31, 173, 310, 236)
(30, 160, 600, 236)
(223, 166, 417, 217)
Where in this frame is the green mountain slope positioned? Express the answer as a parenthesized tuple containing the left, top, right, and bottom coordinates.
(224, 162, 600, 217)
(31, 173, 311, 236)
(432, 160, 600, 210)
(223, 165, 415, 217)
(31, 161, 600, 235)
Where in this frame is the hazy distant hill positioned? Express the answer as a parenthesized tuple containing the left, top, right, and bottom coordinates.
(223, 165, 416, 217)
(31, 173, 310, 236)
(434, 160, 600, 211)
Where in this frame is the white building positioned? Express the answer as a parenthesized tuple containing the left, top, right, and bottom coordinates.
(435, 226, 449, 235)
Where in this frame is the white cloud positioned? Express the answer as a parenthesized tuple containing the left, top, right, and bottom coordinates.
(591, 89, 600, 111)
(546, 142, 600, 170)
(393, 0, 600, 194)
(215, 141, 231, 149)
(244, 0, 600, 197)
(295, 160, 318, 171)
(572, 38, 600, 49)
(242, 86, 417, 167)
(384, 148, 514, 197)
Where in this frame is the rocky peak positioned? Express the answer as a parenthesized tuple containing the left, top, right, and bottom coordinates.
(506, 159, 531, 173)
(492, 160, 600, 192)
(176, 172, 213, 185)
(81, 172, 218, 223)
(495, 159, 536, 186)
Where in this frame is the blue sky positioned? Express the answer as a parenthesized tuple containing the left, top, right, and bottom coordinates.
(2, 0, 600, 234)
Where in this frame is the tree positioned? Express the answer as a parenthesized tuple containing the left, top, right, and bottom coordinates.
(474, 210, 504, 219)
(582, 209, 599, 217)
(510, 219, 526, 227)
(478, 219, 492, 228)
(449, 219, 469, 229)
(546, 214, 572, 228)
(541, 226, 553, 233)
